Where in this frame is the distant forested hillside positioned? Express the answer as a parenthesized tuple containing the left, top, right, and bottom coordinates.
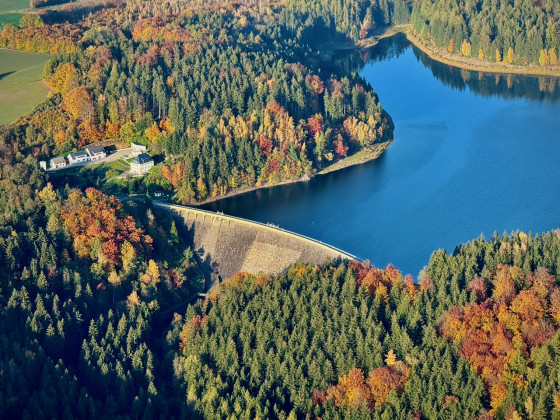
(411, 0, 560, 66)
(2, 0, 558, 204)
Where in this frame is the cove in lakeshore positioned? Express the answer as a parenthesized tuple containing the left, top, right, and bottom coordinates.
(202, 33, 560, 277)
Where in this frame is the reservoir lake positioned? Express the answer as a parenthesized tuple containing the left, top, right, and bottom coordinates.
(203, 34, 560, 276)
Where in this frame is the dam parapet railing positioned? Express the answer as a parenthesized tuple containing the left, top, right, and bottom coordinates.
(153, 202, 359, 262)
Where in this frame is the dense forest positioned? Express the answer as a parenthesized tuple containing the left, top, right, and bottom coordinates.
(1, 119, 559, 418)
(177, 231, 560, 419)
(2, 0, 559, 201)
(411, 0, 560, 66)
(3, 148, 559, 418)
(0, 0, 393, 203)
(1, 0, 560, 418)
(0, 142, 204, 417)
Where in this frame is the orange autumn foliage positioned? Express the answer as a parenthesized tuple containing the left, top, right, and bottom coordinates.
(78, 120, 103, 146)
(179, 314, 208, 351)
(60, 188, 152, 268)
(132, 17, 194, 43)
(265, 100, 285, 115)
(105, 120, 120, 139)
(368, 362, 410, 406)
(0, 22, 79, 55)
(64, 86, 94, 120)
(326, 368, 374, 410)
(324, 361, 410, 411)
(349, 261, 418, 302)
(440, 264, 560, 413)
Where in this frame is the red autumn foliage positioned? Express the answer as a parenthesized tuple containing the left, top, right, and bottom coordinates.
(467, 277, 488, 301)
(440, 264, 560, 413)
(167, 268, 184, 289)
(265, 158, 280, 176)
(360, 26, 369, 40)
(258, 136, 274, 157)
(311, 389, 327, 406)
(349, 261, 419, 302)
(323, 362, 410, 411)
(136, 44, 160, 66)
(60, 188, 153, 268)
(307, 115, 324, 137)
(266, 100, 285, 116)
(334, 138, 349, 157)
(419, 276, 434, 291)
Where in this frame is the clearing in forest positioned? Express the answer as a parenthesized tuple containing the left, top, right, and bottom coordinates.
(0, 48, 50, 125)
(0, 0, 29, 13)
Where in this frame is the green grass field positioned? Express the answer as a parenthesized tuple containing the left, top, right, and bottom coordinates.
(0, 0, 29, 13)
(0, 12, 24, 27)
(0, 48, 51, 125)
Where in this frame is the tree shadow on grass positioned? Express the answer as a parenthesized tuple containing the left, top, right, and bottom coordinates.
(0, 71, 15, 81)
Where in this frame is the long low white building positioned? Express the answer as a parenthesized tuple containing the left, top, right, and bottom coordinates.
(86, 146, 106, 161)
(67, 151, 89, 164)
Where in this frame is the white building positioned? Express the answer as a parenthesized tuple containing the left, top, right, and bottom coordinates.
(67, 150, 89, 164)
(130, 153, 154, 174)
(50, 156, 67, 169)
(131, 142, 147, 154)
(86, 146, 106, 161)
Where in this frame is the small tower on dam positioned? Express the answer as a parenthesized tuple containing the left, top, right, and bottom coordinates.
(154, 203, 356, 289)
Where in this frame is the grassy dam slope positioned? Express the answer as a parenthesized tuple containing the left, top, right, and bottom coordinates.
(155, 203, 356, 288)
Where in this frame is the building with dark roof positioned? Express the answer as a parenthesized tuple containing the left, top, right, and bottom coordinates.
(86, 146, 106, 161)
(68, 151, 89, 164)
(130, 153, 154, 174)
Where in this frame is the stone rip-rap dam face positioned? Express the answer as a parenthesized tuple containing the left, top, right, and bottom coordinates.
(154, 203, 357, 289)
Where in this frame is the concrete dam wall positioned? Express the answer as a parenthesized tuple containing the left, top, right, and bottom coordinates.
(154, 203, 356, 289)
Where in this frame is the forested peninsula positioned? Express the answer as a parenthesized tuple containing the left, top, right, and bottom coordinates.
(1, 0, 396, 204)
(1, 0, 560, 419)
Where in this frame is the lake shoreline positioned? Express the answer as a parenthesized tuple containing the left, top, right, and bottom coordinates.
(399, 26, 560, 78)
(192, 140, 392, 207)
(317, 25, 560, 80)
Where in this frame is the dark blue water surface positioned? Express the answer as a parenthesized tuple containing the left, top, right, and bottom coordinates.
(203, 34, 560, 276)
